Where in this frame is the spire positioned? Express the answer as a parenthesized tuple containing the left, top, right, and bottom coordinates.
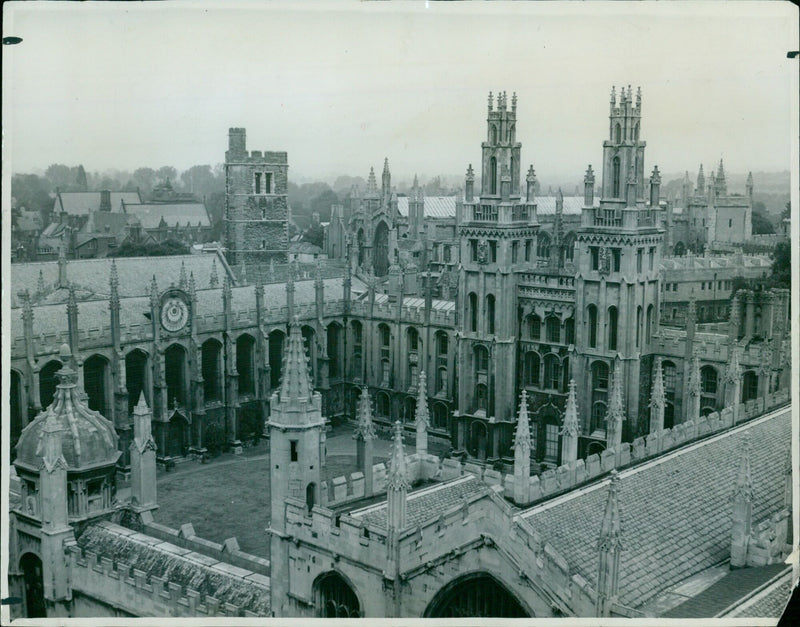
(209, 258, 219, 288)
(41, 412, 68, 473)
(367, 166, 378, 193)
(513, 390, 531, 454)
(687, 354, 701, 420)
(353, 388, 376, 442)
(488, 91, 494, 111)
(37, 269, 46, 295)
(130, 391, 157, 511)
(188, 271, 196, 301)
(697, 164, 705, 194)
(109, 259, 120, 309)
(278, 316, 314, 404)
(649, 357, 666, 436)
(387, 421, 409, 492)
(733, 432, 753, 501)
(725, 345, 741, 385)
(382, 157, 391, 190)
(610, 85, 616, 108)
(730, 431, 753, 568)
(222, 272, 232, 304)
(415, 370, 429, 456)
(635, 86, 641, 109)
(132, 392, 154, 444)
(57, 241, 68, 288)
(149, 274, 159, 308)
(606, 357, 625, 454)
(596, 469, 623, 617)
(179, 261, 187, 289)
(562, 379, 580, 438)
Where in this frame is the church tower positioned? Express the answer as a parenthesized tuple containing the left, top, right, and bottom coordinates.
(573, 86, 664, 449)
(455, 91, 539, 463)
(224, 128, 289, 266)
(268, 316, 324, 617)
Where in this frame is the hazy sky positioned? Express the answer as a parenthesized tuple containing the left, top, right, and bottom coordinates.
(3, 1, 797, 185)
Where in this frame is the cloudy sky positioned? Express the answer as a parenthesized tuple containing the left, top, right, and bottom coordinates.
(3, 1, 796, 185)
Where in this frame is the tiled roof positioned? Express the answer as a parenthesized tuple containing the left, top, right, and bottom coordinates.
(55, 192, 141, 215)
(83, 211, 135, 237)
(123, 202, 211, 229)
(10, 253, 230, 308)
(76, 521, 270, 615)
(521, 409, 790, 610)
(351, 475, 488, 529)
(663, 564, 789, 618)
(725, 570, 794, 618)
(535, 196, 587, 215)
(396, 196, 457, 219)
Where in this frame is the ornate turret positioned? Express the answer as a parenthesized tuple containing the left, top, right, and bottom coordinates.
(596, 470, 623, 617)
(512, 391, 531, 505)
(584, 165, 595, 206)
(354, 388, 376, 496)
(696, 164, 705, 196)
(465, 164, 475, 202)
(366, 167, 378, 194)
(649, 357, 666, 437)
(414, 370, 429, 456)
(561, 379, 580, 465)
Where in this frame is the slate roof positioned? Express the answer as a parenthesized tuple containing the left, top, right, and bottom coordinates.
(725, 569, 794, 618)
(535, 196, 587, 215)
(76, 521, 270, 615)
(83, 210, 136, 237)
(520, 409, 790, 610)
(396, 196, 457, 219)
(123, 202, 211, 229)
(54, 192, 142, 216)
(10, 253, 230, 308)
(351, 475, 488, 529)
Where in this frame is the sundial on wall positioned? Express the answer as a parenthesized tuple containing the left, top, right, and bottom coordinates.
(160, 290, 191, 333)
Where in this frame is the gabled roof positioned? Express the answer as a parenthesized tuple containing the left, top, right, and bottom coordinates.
(520, 409, 789, 610)
(123, 202, 211, 229)
(54, 191, 142, 215)
(82, 210, 136, 237)
(350, 475, 487, 529)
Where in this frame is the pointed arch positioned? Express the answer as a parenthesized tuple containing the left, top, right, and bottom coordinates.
(39, 359, 63, 409)
(313, 571, 362, 618)
(373, 220, 390, 277)
(84, 354, 111, 416)
(236, 333, 257, 395)
(612, 156, 621, 197)
(425, 571, 531, 618)
(201, 338, 223, 402)
(490, 157, 498, 195)
(165, 343, 188, 407)
(125, 349, 150, 414)
(268, 329, 285, 389)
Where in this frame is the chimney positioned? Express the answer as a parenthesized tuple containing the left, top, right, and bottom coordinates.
(100, 190, 112, 212)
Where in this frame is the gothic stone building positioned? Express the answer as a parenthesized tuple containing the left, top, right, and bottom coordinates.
(6, 86, 793, 619)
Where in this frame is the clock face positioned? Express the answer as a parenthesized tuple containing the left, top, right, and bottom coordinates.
(161, 297, 189, 333)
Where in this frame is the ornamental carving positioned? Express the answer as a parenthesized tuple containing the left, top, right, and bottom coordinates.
(477, 240, 489, 265)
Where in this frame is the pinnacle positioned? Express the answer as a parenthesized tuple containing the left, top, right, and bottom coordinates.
(513, 390, 531, 452)
(134, 390, 150, 415)
(562, 379, 580, 437)
(599, 470, 622, 547)
(387, 421, 409, 490)
(277, 318, 314, 404)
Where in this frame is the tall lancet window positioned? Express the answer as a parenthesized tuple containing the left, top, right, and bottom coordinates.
(612, 157, 621, 197)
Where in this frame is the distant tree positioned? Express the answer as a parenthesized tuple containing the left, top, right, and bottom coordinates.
(11, 174, 53, 214)
(131, 167, 157, 197)
(156, 166, 178, 185)
(301, 224, 325, 248)
(310, 189, 339, 222)
(780, 201, 791, 221)
(751, 201, 775, 234)
(74, 165, 88, 191)
(769, 241, 790, 289)
(332, 175, 366, 196)
(108, 238, 190, 258)
(97, 176, 122, 191)
(45, 164, 74, 190)
(180, 164, 222, 198)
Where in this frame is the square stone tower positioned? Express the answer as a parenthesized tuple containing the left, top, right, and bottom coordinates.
(224, 128, 289, 266)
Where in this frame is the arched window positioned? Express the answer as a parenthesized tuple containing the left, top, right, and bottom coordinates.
(202, 339, 223, 402)
(436, 366, 448, 394)
(468, 293, 478, 333)
(379, 324, 391, 352)
(474, 345, 489, 376)
(636, 306, 642, 348)
(315, 572, 361, 618)
(125, 349, 149, 414)
(700, 365, 718, 413)
(268, 330, 285, 389)
(433, 403, 449, 430)
(404, 396, 417, 423)
(490, 157, 497, 194)
(612, 157, 621, 197)
(39, 360, 62, 411)
(528, 314, 542, 340)
(663, 360, 677, 428)
(165, 344, 188, 407)
(607, 306, 618, 351)
(545, 316, 560, 343)
(673, 241, 686, 257)
(236, 334, 256, 395)
(614, 123, 622, 144)
(475, 384, 488, 413)
(742, 371, 758, 402)
(424, 572, 529, 618)
(564, 316, 575, 345)
(591, 361, 610, 432)
(524, 352, 540, 387)
(537, 232, 551, 259)
(326, 324, 342, 379)
(486, 294, 496, 335)
(543, 354, 561, 390)
(563, 232, 576, 262)
(646, 304, 653, 344)
(306, 483, 316, 514)
(587, 305, 598, 348)
(376, 392, 390, 418)
(20, 553, 46, 618)
(491, 125, 497, 144)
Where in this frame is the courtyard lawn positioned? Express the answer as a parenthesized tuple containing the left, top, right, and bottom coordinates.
(153, 450, 388, 559)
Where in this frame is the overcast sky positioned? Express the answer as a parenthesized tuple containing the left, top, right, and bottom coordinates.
(3, 1, 797, 185)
